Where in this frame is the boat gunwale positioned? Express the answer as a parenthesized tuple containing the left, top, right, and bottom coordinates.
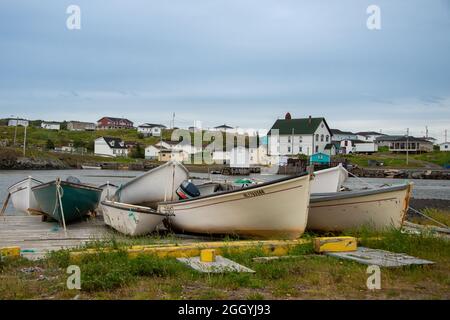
(102, 200, 168, 216)
(31, 180, 103, 193)
(159, 172, 310, 206)
(98, 183, 119, 189)
(313, 163, 346, 175)
(310, 183, 412, 203)
(7, 177, 43, 192)
(117, 160, 189, 191)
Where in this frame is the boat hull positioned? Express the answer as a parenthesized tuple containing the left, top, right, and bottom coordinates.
(311, 164, 348, 194)
(97, 183, 119, 214)
(114, 161, 189, 207)
(307, 183, 413, 232)
(32, 181, 102, 223)
(102, 200, 165, 236)
(8, 177, 42, 214)
(159, 174, 311, 239)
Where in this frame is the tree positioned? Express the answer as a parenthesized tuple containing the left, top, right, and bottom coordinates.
(130, 144, 145, 159)
(46, 139, 55, 150)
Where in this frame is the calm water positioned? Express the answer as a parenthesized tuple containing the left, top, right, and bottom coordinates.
(1, 169, 449, 215)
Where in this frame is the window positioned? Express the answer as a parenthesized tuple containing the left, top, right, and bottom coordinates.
(326, 135, 329, 142)
(299, 136, 302, 143)
(299, 147, 302, 152)
(287, 146, 291, 153)
(315, 145, 319, 153)
(315, 134, 319, 142)
(288, 136, 291, 143)
(321, 134, 324, 142)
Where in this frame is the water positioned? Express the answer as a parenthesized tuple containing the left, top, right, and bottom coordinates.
(1, 169, 449, 215)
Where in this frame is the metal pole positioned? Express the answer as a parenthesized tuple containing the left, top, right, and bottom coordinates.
(406, 128, 409, 165)
(23, 124, 27, 156)
(13, 116, 18, 146)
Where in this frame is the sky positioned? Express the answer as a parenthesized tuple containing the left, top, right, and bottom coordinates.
(0, 1, 449, 142)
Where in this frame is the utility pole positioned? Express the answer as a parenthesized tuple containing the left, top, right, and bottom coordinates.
(425, 126, 428, 139)
(406, 128, 409, 166)
(445, 129, 448, 143)
(172, 112, 175, 129)
(12, 116, 18, 146)
(23, 124, 27, 156)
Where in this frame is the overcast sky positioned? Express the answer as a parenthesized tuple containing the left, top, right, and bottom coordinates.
(0, 1, 449, 141)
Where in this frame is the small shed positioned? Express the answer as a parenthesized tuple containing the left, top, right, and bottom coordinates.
(310, 152, 330, 165)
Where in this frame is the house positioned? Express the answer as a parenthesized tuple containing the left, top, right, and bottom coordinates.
(158, 149, 188, 162)
(156, 140, 203, 155)
(41, 122, 61, 130)
(145, 145, 166, 159)
(94, 137, 129, 157)
(137, 123, 166, 137)
(323, 143, 337, 156)
(340, 140, 378, 154)
(356, 131, 386, 142)
(211, 124, 234, 133)
(97, 117, 134, 130)
(67, 121, 96, 131)
(8, 118, 29, 127)
(330, 129, 357, 142)
(375, 135, 405, 147)
(268, 113, 333, 156)
(440, 142, 450, 152)
(310, 152, 331, 165)
(388, 136, 433, 153)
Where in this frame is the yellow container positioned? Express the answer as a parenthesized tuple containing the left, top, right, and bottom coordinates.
(0, 246, 21, 257)
(313, 237, 357, 253)
(200, 249, 216, 262)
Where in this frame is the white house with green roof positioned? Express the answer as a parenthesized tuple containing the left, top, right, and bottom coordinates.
(268, 114, 333, 156)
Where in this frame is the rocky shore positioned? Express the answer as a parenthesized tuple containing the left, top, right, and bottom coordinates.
(0, 155, 69, 170)
(349, 167, 450, 180)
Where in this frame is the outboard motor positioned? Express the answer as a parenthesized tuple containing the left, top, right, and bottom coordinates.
(66, 176, 81, 184)
(176, 180, 200, 200)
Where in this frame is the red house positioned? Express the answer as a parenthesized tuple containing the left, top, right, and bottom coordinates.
(97, 117, 134, 130)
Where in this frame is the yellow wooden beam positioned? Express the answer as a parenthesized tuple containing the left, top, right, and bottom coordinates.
(0, 246, 21, 257)
(70, 239, 311, 261)
(313, 237, 357, 253)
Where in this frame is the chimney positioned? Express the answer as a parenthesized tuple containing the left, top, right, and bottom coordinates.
(285, 112, 292, 120)
(308, 115, 312, 124)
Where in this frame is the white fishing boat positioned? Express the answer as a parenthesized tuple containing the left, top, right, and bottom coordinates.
(311, 163, 348, 194)
(102, 200, 167, 236)
(307, 183, 413, 232)
(97, 182, 119, 214)
(7, 177, 43, 214)
(158, 173, 311, 239)
(113, 161, 189, 207)
(81, 165, 102, 170)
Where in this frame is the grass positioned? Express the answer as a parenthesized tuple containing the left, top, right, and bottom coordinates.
(409, 208, 450, 228)
(339, 151, 450, 168)
(0, 228, 449, 300)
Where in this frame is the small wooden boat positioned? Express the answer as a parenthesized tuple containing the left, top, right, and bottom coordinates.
(311, 163, 348, 194)
(81, 165, 102, 170)
(102, 200, 167, 236)
(97, 182, 119, 214)
(158, 173, 311, 239)
(7, 177, 43, 214)
(32, 179, 102, 223)
(307, 183, 413, 232)
(114, 161, 189, 207)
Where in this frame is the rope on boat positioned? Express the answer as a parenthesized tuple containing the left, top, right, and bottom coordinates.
(346, 169, 450, 229)
(0, 193, 11, 216)
(54, 178, 67, 237)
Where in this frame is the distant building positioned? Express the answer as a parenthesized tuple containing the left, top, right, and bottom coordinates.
(375, 135, 404, 147)
(8, 118, 29, 127)
(67, 121, 96, 131)
(137, 123, 166, 136)
(94, 137, 129, 157)
(323, 143, 337, 156)
(145, 145, 166, 159)
(158, 149, 187, 162)
(340, 140, 378, 154)
(330, 129, 357, 142)
(388, 136, 433, 153)
(97, 117, 134, 130)
(440, 142, 450, 152)
(41, 122, 61, 130)
(356, 131, 386, 142)
(268, 114, 333, 156)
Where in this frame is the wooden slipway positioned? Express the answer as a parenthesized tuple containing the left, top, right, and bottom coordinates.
(0, 215, 111, 260)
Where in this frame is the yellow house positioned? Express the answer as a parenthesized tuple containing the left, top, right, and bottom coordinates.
(158, 149, 188, 162)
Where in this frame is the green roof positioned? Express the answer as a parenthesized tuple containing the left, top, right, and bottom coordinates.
(268, 117, 330, 135)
